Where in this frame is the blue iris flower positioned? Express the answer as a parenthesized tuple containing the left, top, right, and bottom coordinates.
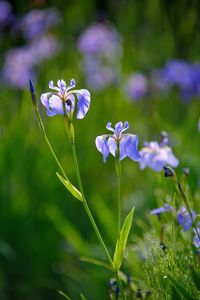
(139, 140, 179, 172)
(177, 206, 196, 232)
(193, 223, 200, 248)
(150, 204, 173, 215)
(40, 79, 90, 119)
(95, 121, 140, 162)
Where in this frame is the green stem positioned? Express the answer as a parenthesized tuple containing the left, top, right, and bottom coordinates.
(70, 135, 113, 268)
(178, 181, 200, 242)
(115, 271, 126, 300)
(115, 157, 122, 236)
(168, 167, 200, 243)
(34, 106, 69, 181)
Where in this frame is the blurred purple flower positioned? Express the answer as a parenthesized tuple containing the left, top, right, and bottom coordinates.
(77, 22, 122, 91)
(124, 73, 148, 101)
(150, 68, 170, 94)
(193, 223, 200, 248)
(2, 47, 35, 88)
(19, 8, 61, 40)
(150, 204, 173, 215)
(95, 121, 140, 162)
(163, 59, 197, 100)
(139, 141, 179, 172)
(0, 1, 13, 27)
(40, 79, 90, 119)
(78, 22, 122, 57)
(177, 206, 196, 231)
(29, 35, 59, 62)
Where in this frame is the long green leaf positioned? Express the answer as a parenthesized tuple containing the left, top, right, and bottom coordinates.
(80, 256, 112, 270)
(58, 290, 73, 300)
(56, 172, 83, 201)
(113, 207, 135, 271)
(80, 294, 88, 300)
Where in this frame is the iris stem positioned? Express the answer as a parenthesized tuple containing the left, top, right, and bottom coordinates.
(170, 168, 200, 242)
(69, 130, 113, 268)
(115, 271, 126, 300)
(34, 105, 68, 181)
(115, 156, 122, 237)
(69, 126, 126, 299)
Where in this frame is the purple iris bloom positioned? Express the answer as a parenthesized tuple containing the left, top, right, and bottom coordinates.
(77, 22, 122, 91)
(0, 1, 12, 27)
(150, 204, 173, 215)
(95, 121, 140, 162)
(139, 141, 179, 172)
(40, 79, 90, 119)
(163, 59, 197, 101)
(177, 207, 196, 232)
(20, 8, 61, 41)
(124, 73, 148, 101)
(193, 223, 200, 248)
(29, 34, 59, 62)
(2, 47, 36, 88)
(77, 22, 122, 57)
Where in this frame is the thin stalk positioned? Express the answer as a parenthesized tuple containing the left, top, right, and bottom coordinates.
(115, 271, 126, 300)
(70, 136, 113, 268)
(168, 167, 200, 242)
(115, 157, 122, 236)
(178, 182, 200, 242)
(34, 106, 68, 180)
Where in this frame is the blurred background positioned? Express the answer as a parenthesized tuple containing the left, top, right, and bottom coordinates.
(1, 0, 200, 299)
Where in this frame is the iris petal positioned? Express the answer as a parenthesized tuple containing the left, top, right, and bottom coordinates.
(75, 89, 91, 119)
(120, 135, 140, 161)
(95, 136, 110, 162)
(108, 137, 117, 157)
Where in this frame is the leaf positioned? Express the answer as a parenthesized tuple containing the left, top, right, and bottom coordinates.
(80, 256, 112, 270)
(56, 172, 83, 201)
(113, 207, 135, 271)
(58, 290, 73, 300)
(168, 277, 197, 300)
(80, 294, 88, 300)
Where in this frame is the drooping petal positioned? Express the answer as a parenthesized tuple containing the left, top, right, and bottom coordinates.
(177, 207, 196, 232)
(108, 137, 117, 157)
(75, 89, 91, 119)
(65, 93, 75, 115)
(48, 94, 64, 115)
(95, 135, 110, 162)
(120, 134, 140, 161)
(165, 147, 179, 167)
(40, 92, 57, 116)
(150, 204, 173, 215)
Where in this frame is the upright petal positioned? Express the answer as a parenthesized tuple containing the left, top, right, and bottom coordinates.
(120, 134, 140, 161)
(106, 122, 115, 133)
(75, 89, 91, 119)
(49, 80, 60, 92)
(95, 135, 110, 162)
(57, 79, 67, 93)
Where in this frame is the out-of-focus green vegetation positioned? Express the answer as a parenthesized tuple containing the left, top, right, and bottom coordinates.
(1, 1, 200, 299)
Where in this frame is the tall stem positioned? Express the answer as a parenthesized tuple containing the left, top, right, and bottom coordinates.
(34, 106, 68, 180)
(70, 134, 113, 267)
(167, 166, 200, 242)
(115, 156, 122, 236)
(178, 182, 200, 242)
(115, 271, 126, 300)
